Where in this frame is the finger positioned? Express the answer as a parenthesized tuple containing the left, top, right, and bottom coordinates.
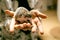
(9, 18, 15, 33)
(14, 24, 24, 29)
(30, 10, 47, 19)
(5, 10, 14, 17)
(36, 17, 44, 35)
(37, 12, 47, 19)
(20, 23, 32, 31)
(15, 23, 30, 29)
(14, 23, 31, 30)
(22, 23, 31, 30)
(23, 23, 27, 28)
(26, 23, 32, 28)
(30, 19, 37, 33)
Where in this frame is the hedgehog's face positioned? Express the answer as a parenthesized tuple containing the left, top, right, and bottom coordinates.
(16, 13, 31, 24)
(16, 15, 27, 23)
(15, 7, 32, 23)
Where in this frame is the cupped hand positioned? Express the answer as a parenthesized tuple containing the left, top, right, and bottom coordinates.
(5, 10, 47, 35)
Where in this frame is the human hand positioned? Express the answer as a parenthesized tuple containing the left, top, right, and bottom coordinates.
(29, 10, 47, 34)
(5, 10, 32, 33)
(5, 10, 47, 35)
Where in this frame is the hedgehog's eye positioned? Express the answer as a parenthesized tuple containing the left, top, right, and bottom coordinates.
(25, 14, 32, 18)
(19, 14, 23, 17)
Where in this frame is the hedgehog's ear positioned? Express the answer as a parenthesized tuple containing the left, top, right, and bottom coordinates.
(5, 10, 14, 17)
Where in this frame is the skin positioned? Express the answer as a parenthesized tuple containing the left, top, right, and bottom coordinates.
(5, 10, 47, 35)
